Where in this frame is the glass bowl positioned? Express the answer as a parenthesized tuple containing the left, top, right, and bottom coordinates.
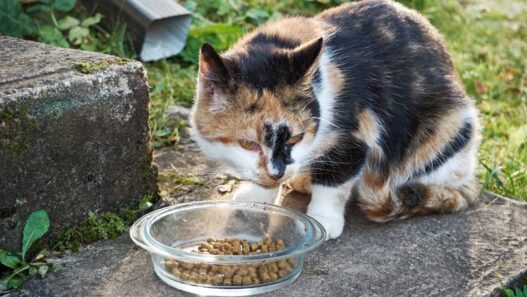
(130, 200, 325, 296)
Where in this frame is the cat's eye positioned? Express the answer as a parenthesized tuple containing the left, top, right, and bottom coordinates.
(239, 139, 260, 151)
(288, 133, 304, 145)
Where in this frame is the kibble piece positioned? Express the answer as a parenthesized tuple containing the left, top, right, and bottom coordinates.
(252, 276, 261, 284)
(276, 239, 285, 250)
(207, 237, 216, 243)
(223, 267, 234, 278)
(199, 273, 208, 283)
(237, 268, 248, 276)
(213, 242, 222, 249)
(165, 259, 179, 269)
(269, 272, 278, 281)
(278, 270, 289, 278)
(211, 265, 220, 273)
(181, 272, 190, 280)
(233, 275, 242, 285)
(189, 275, 198, 283)
(268, 263, 278, 274)
(287, 258, 296, 266)
(261, 244, 268, 252)
(209, 249, 220, 255)
(260, 271, 271, 283)
(181, 262, 194, 270)
(172, 268, 182, 278)
(277, 260, 287, 269)
(214, 275, 224, 285)
(269, 241, 276, 252)
(206, 275, 215, 284)
(250, 242, 259, 252)
(222, 243, 233, 251)
(242, 276, 253, 285)
(223, 278, 232, 286)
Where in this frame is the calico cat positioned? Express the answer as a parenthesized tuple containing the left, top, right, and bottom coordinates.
(190, 0, 480, 239)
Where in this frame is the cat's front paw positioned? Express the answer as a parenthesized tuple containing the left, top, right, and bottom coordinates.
(306, 210, 345, 240)
(233, 182, 279, 204)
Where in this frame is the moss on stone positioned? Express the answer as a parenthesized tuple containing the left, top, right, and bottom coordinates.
(0, 105, 37, 157)
(75, 58, 132, 74)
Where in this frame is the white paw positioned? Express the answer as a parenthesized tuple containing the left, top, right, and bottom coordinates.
(233, 182, 278, 204)
(306, 211, 345, 240)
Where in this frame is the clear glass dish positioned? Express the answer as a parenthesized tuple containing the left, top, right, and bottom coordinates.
(130, 200, 325, 296)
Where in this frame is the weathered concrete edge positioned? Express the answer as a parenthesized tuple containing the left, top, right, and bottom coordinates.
(480, 192, 527, 297)
(0, 61, 146, 105)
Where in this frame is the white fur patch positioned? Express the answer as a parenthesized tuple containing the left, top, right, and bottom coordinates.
(233, 182, 279, 204)
(307, 180, 354, 240)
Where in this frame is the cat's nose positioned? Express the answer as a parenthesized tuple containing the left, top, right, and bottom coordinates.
(268, 171, 285, 180)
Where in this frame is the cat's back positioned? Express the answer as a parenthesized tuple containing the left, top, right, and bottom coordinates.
(316, 0, 446, 53)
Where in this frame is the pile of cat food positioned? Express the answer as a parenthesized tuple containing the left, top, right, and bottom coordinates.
(164, 237, 296, 286)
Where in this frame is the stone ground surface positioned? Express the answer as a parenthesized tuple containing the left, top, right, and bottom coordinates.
(0, 36, 157, 250)
(11, 126, 527, 297)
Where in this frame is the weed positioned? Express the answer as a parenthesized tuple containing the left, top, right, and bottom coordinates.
(0, 210, 55, 292)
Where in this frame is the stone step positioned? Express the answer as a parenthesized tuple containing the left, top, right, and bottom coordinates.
(12, 193, 527, 297)
(0, 36, 157, 251)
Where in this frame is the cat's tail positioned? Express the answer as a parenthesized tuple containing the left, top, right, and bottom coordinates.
(358, 181, 478, 223)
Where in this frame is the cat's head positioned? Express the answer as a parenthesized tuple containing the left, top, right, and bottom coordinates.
(191, 37, 323, 188)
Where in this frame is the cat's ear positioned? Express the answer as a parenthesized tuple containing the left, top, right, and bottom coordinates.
(288, 37, 323, 81)
(199, 43, 229, 86)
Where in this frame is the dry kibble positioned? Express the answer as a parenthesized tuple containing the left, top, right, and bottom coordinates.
(242, 276, 253, 285)
(181, 262, 194, 270)
(269, 272, 278, 281)
(200, 263, 210, 269)
(181, 272, 190, 280)
(206, 275, 214, 284)
(278, 270, 289, 278)
(233, 275, 242, 285)
(172, 268, 181, 278)
(287, 258, 296, 266)
(260, 271, 271, 283)
(268, 263, 278, 274)
(223, 267, 234, 278)
(237, 268, 248, 277)
(277, 260, 287, 269)
(167, 236, 295, 286)
(164, 260, 178, 269)
(211, 265, 220, 273)
(214, 275, 224, 285)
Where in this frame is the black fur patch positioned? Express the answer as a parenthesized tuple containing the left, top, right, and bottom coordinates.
(311, 137, 368, 186)
(397, 183, 428, 209)
(422, 121, 473, 174)
(269, 124, 293, 177)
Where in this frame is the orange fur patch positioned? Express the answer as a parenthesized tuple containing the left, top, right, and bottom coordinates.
(352, 109, 381, 146)
(288, 173, 312, 194)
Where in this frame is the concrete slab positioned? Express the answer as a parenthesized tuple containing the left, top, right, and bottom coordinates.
(0, 36, 157, 251)
(11, 190, 526, 297)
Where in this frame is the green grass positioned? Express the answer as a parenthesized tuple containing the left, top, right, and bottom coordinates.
(146, 0, 526, 201)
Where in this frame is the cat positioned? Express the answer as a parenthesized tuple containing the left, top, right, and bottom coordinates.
(190, 0, 480, 240)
